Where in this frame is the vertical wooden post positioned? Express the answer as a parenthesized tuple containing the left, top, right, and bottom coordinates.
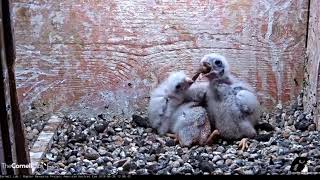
(0, 0, 15, 175)
(0, 0, 31, 175)
(304, 0, 320, 130)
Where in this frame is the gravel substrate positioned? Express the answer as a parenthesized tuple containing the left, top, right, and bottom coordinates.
(24, 109, 52, 149)
(34, 93, 320, 175)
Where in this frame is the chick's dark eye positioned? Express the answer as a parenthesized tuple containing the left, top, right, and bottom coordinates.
(215, 60, 222, 67)
(175, 84, 181, 90)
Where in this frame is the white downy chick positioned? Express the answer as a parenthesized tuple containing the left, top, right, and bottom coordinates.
(171, 102, 211, 147)
(148, 71, 194, 135)
(200, 53, 261, 150)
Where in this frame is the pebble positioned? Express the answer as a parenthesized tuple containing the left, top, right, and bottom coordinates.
(172, 161, 180, 168)
(177, 163, 193, 174)
(225, 159, 233, 166)
(32, 128, 39, 135)
(287, 116, 294, 126)
(308, 124, 316, 131)
(98, 147, 107, 156)
(83, 159, 93, 166)
(136, 169, 148, 175)
(26, 133, 34, 140)
(245, 151, 253, 156)
(132, 114, 149, 128)
(212, 155, 221, 162)
(214, 169, 223, 175)
(294, 111, 301, 118)
(58, 163, 65, 168)
(45, 153, 57, 162)
(97, 166, 104, 172)
(226, 148, 236, 154)
(216, 160, 224, 166)
(199, 161, 214, 172)
(136, 160, 146, 168)
(314, 166, 320, 172)
(94, 123, 107, 133)
(84, 148, 100, 160)
(295, 121, 310, 131)
(114, 159, 128, 167)
(216, 146, 225, 153)
(35, 96, 320, 175)
(243, 170, 254, 175)
(67, 156, 77, 164)
(120, 151, 126, 158)
(51, 148, 59, 155)
(95, 157, 105, 165)
(123, 161, 137, 172)
(283, 130, 290, 139)
(106, 162, 113, 167)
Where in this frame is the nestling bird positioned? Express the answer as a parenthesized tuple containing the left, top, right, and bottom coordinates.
(170, 102, 211, 147)
(184, 81, 209, 106)
(199, 53, 261, 150)
(148, 71, 194, 135)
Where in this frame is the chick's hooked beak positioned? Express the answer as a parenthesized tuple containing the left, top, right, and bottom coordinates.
(185, 77, 194, 85)
(199, 61, 213, 78)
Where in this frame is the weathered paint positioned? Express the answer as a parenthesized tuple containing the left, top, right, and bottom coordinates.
(29, 115, 62, 174)
(304, 0, 320, 129)
(1, 0, 30, 175)
(12, 0, 308, 118)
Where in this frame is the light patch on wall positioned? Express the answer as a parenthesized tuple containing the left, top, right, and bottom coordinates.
(30, 14, 44, 38)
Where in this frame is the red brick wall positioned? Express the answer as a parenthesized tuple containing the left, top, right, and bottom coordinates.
(304, 0, 320, 129)
(12, 0, 308, 118)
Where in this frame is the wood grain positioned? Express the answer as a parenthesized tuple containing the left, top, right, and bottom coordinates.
(12, 0, 308, 118)
(0, 0, 30, 175)
(304, 0, 320, 129)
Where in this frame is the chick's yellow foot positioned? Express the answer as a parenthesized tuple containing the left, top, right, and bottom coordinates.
(206, 129, 220, 145)
(239, 138, 249, 151)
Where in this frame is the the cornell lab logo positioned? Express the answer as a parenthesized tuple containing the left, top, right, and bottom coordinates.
(1, 163, 32, 169)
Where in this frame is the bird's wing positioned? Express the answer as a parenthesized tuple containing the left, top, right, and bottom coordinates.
(185, 82, 209, 102)
(150, 96, 168, 116)
(173, 105, 197, 131)
(172, 112, 187, 132)
(235, 89, 259, 115)
(148, 97, 168, 128)
(187, 106, 208, 127)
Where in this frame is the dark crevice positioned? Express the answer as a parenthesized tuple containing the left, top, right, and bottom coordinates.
(305, 0, 311, 48)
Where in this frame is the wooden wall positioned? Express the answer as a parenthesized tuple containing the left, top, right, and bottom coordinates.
(304, 0, 320, 129)
(1, 0, 30, 175)
(11, 0, 308, 118)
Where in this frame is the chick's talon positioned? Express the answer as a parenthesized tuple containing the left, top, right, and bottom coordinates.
(239, 138, 249, 151)
(166, 133, 176, 138)
(166, 133, 179, 143)
(206, 129, 220, 145)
